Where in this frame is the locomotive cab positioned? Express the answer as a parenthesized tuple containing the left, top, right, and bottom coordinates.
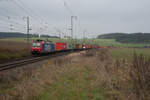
(31, 40, 43, 55)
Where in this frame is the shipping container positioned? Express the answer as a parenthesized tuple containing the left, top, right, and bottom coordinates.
(92, 45, 100, 49)
(67, 43, 72, 50)
(74, 44, 80, 49)
(85, 44, 91, 49)
(42, 42, 55, 53)
(79, 44, 83, 49)
(56, 42, 67, 51)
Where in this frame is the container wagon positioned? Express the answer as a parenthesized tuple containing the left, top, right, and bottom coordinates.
(55, 42, 67, 51)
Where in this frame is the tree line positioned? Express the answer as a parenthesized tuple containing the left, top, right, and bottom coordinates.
(0, 32, 59, 38)
(98, 33, 150, 43)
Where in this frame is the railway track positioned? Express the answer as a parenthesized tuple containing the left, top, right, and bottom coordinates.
(0, 51, 72, 71)
(0, 49, 85, 72)
(0, 56, 46, 71)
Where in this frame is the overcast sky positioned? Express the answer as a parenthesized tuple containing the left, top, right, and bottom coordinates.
(0, 0, 150, 38)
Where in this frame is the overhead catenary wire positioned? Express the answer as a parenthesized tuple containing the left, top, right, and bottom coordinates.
(0, 0, 78, 36)
(0, 6, 23, 18)
(0, 7, 25, 26)
(0, 17, 25, 29)
(63, 0, 74, 15)
(0, 16, 25, 26)
(61, 0, 90, 39)
(11, 0, 46, 30)
(0, 2, 30, 32)
(0, 16, 26, 33)
(0, 25, 11, 29)
(17, 0, 52, 33)
(0, 24, 24, 32)
(60, 0, 86, 40)
(17, 0, 44, 22)
(0, 0, 37, 34)
(0, 8, 26, 25)
(0, 0, 54, 35)
(0, 23, 26, 33)
(11, 0, 36, 20)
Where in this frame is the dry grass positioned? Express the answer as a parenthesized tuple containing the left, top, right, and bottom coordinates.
(0, 49, 150, 100)
(130, 54, 150, 100)
(0, 41, 30, 61)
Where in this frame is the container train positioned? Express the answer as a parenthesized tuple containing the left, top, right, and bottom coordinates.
(31, 40, 100, 55)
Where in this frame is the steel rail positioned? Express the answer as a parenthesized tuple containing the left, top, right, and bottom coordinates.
(0, 51, 71, 71)
(0, 56, 49, 71)
(0, 49, 88, 72)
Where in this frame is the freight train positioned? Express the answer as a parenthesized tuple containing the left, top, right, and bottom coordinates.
(31, 40, 100, 55)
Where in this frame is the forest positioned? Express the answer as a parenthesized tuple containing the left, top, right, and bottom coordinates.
(98, 33, 150, 43)
(0, 32, 59, 38)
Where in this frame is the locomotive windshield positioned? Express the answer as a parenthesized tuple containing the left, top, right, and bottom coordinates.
(32, 43, 41, 47)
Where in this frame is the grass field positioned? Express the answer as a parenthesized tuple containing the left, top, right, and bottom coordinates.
(0, 40, 30, 61)
(110, 48, 150, 60)
(0, 38, 150, 61)
(1, 38, 150, 100)
(89, 39, 150, 47)
(1, 49, 150, 100)
(1, 38, 150, 47)
(0, 50, 115, 100)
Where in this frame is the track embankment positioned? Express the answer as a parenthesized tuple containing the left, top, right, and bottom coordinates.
(0, 49, 88, 72)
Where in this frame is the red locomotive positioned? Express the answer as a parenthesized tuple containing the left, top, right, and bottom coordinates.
(31, 40, 55, 55)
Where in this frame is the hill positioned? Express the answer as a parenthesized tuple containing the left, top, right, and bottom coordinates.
(98, 33, 150, 43)
(97, 33, 126, 39)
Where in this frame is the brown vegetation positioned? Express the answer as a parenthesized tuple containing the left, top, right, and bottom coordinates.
(0, 41, 29, 61)
(0, 49, 150, 100)
(130, 54, 150, 100)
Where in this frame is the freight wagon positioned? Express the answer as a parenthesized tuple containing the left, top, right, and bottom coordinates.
(74, 44, 80, 49)
(31, 40, 55, 55)
(55, 42, 67, 51)
(68, 43, 75, 50)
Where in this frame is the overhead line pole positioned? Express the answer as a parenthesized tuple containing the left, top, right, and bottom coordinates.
(24, 16, 31, 52)
(83, 30, 86, 44)
(70, 16, 77, 43)
(27, 16, 30, 48)
(71, 16, 73, 42)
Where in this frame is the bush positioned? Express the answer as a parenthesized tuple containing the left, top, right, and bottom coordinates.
(130, 54, 150, 100)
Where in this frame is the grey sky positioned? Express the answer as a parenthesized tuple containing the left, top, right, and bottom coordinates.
(0, 0, 150, 38)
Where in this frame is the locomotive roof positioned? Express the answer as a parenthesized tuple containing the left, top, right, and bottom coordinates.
(34, 39, 52, 42)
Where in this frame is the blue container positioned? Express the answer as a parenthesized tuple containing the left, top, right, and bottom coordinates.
(43, 42, 55, 53)
(144, 46, 148, 48)
(67, 43, 73, 50)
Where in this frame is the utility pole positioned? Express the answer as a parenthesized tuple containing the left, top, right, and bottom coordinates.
(70, 16, 77, 43)
(27, 17, 29, 48)
(83, 30, 86, 44)
(24, 16, 31, 52)
(59, 33, 61, 39)
(27, 17, 31, 52)
(71, 16, 73, 40)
